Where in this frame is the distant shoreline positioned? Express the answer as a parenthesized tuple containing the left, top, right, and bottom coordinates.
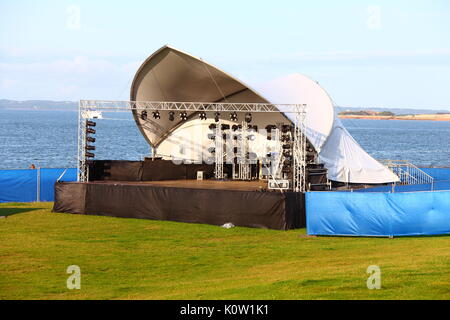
(339, 114, 450, 121)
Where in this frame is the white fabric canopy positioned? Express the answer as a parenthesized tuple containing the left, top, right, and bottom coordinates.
(130, 45, 398, 184)
(253, 73, 399, 183)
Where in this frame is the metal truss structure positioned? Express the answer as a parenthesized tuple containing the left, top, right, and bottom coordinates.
(77, 100, 307, 191)
(292, 104, 307, 192)
(214, 121, 224, 179)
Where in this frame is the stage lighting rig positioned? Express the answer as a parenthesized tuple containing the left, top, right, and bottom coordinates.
(230, 112, 238, 122)
(214, 112, 220, 122)
(169, 111, 175, 121)
(180, 112, 188, 121)
(84, 120, 97, 158)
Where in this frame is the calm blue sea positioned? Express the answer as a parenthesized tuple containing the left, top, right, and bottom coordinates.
(0, 109, 449, 169)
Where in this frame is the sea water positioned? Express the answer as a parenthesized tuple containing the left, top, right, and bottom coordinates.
(0, 109, 449, 169)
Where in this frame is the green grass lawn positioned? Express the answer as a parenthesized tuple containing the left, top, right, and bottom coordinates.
(0, 202, 449, 300)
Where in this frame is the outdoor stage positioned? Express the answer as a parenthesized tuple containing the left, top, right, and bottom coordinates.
(53, 179, 305, 230)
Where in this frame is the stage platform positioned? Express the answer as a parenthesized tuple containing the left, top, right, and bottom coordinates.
(53, 179, 305, 230)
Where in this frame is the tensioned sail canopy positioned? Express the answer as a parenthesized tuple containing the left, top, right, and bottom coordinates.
(130, 45, 398, 184)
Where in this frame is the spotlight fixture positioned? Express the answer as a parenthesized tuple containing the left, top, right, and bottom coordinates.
(214, 112, 220, 123)
(281, 124, 292, 133)
(85, 152, 95, 158)
(180, 112, 188, 121)
(244, 113, 252, 123)
(199, 111, 207, 120)
(209, 123, 217, 130)
(86, 137, 96, 143)
(86, 121, 96, 134)
(85, 145, 96, 151)
(230, 112, 238, 122)
(169, 111, 175, 121)
(221, 124, 230, 130)
(152, 111, 160, 120)
(207, 133, 216, 140)
(141, 110, 148, 120)
(232, 125, 239, 131)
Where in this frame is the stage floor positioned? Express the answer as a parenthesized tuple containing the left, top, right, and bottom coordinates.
(86, 179, 269, 192)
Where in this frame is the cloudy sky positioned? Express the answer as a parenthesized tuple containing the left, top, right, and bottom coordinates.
(1, 0, 449, 109)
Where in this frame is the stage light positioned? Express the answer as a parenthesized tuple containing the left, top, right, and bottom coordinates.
(199, 111, 207, 120)
(86, 137, 96, 143)
(233, 147, 239, 154)
(169, 111, 175, 121)
(230, 112, 238, 122)
(207, 133, 216, 140)
(141, 111, 148, 120)
(283, 150, 291, 157)
(152, 111, 160, 119)
(222, 133, 230, 140)
(232, 125, 238, 131)
(214, 112, 220, 122)
(209, 123, 217, 130)
(86, 120, 96, 134)
(221, 124, 230, 130)
(245, 113, 252, 123)
(85, 145, 96, 151)
(282, 144, 291, 150)
(180, 112, 188, 121)
(85, 152, 95, 158)
(281, 135, 290, 142)
(281, 124, 292, 133)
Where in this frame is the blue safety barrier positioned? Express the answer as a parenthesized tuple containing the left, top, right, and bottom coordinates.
(306, 191, 450, 237)
(420, 167, 450, 181)
(0, 168, 77, 203)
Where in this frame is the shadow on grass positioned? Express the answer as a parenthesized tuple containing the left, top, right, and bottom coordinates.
(0, 207, 40, 217)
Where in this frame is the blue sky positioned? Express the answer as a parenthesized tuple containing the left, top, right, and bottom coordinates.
(1, 0, 449, 109)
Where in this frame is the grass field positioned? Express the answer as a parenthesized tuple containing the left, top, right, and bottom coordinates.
(0, 202, 449, 300)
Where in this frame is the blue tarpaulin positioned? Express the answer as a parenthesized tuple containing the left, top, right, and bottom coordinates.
(0, 168, 77, 203)
(306, 191, 450, 237)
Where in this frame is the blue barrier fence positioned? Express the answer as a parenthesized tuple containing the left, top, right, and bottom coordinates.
(0, 168, 77, 203)
(306, 191, 450, 237)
